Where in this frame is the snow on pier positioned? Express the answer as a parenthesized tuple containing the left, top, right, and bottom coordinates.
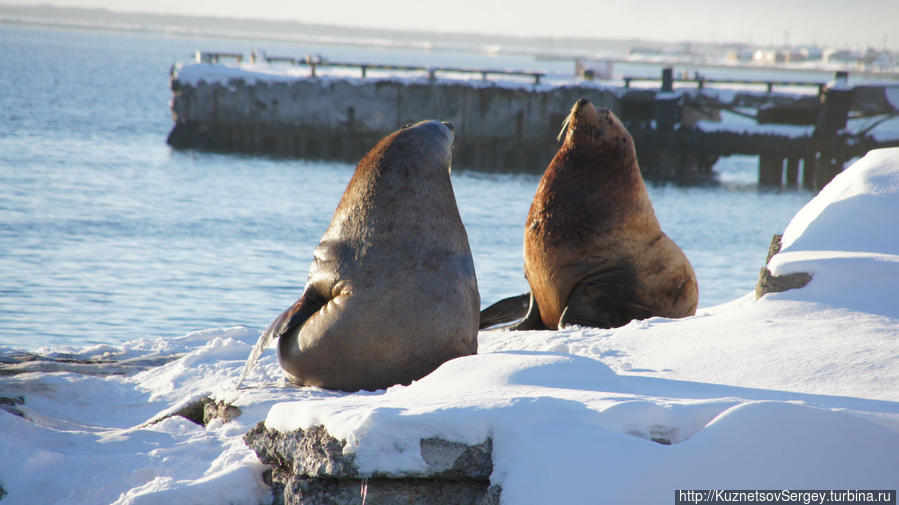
(168, 52, 899, 186)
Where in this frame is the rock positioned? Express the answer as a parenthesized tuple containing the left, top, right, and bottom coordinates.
(243, 423, 499, 505)
(419, 437, 493, 480)
(170, 396, 241, 427)
(274, 477, 501, 505)
(755, 268, 813, 298)
(0, 395, 26, 418)
(755, 234, 813, 298)
(764, 234, 784, 265)
(244, 424, 356, 478)
(202, 398, 241, 425)
(0, 351, 178, 376)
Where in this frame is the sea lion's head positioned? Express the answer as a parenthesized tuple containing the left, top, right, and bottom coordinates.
(557, 99, 634, 160)
(372, 119, 455, 175)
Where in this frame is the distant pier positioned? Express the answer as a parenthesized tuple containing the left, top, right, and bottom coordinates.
(168, 52, 899, 188)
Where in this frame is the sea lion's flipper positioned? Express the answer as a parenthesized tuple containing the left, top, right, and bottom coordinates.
(558, 267, 655, 329)
(479, 293, 530, 329)
(237, 290, 324, 387)
(509, 292, 548, 331)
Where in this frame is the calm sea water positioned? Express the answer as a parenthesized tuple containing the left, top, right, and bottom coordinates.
(0, 23, 815, 350)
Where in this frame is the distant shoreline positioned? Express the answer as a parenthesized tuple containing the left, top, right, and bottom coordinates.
(2, 4, 897, 80)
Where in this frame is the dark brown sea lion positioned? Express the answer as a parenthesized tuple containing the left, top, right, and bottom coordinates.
(482, 99, 698, 330)
(240, 120, 479, 391)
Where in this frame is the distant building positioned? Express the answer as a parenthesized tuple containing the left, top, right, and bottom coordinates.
(726, 48, 754, 63)
(798, 46, 824, 61)
(861, 47, 895, 68)
(751, 48, 813, 65)
(753, 49, 779, 64)
(823, 49, 861, 64)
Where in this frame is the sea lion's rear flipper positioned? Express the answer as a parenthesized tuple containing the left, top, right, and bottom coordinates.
(509, 292, 548, 331)
(479, 293, 530, 329)
(558, 268, 654, 329)
(236, 289, 324, 387)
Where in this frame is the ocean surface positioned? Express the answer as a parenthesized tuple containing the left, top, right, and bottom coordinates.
(0, 23, 821, 350)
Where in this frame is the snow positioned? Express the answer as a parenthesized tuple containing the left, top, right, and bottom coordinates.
(696, 109, 816, 138)
(172, 62, 561, 91)
(3, 149, 899, 504)
(888, 86, 899, 111)
(172, 62, 822, 100)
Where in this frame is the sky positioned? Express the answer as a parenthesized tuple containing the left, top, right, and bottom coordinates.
(5, 0, 899, 50)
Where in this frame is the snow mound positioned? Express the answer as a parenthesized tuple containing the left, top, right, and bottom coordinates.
(770, 148, 899, 316)
(780, 148, 899, 254)
(2, 149, 899, 504)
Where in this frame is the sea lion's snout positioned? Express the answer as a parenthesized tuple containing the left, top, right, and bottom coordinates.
(441, 121, 455, 133)
(559, 98, 601, 142)
(573, 99, 599, 124)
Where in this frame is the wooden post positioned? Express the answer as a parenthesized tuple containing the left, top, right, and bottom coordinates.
(816, 156, 842, 189)
(624, 77, 632, 88)
(361, 66, 367, 78)
(759, 154, 783, 186)
(785, 158, 800, 186)
(661, 67, 673, 92)
(817, 86, 852, 135)
(802, 156, 816, 189)
(766, 82, 774, 93)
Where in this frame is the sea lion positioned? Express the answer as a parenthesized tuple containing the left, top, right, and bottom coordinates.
(482, 99, 697, 330)
(240, 120, 479, 391)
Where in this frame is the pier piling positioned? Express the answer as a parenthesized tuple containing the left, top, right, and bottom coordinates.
(661, 67, 674, 93)
(759, 155, 785, 186)
(802, 156, 816, 189)
(785, 158, 800, 186)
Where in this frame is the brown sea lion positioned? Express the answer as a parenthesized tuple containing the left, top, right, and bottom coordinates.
(240, 120, 479, 391)
(482, 99, 697, 330)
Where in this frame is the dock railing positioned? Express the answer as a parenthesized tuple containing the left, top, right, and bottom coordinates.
(189, 51, 546, 84)
(194, 51, 243, 64)
(622, 75, 826, 96)
(197, 50, 840, 97)
(197, 51, 832, 93)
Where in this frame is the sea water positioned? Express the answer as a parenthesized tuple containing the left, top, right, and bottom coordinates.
(0, 23, 814, 350)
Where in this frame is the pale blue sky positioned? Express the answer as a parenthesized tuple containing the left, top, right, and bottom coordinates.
(6, 0, 898, 49)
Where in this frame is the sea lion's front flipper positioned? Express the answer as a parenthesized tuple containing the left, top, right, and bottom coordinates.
(479, 292, 530, 329)
(509, 292, 548, 331)
(236, 290, 324, 387)
(558, 268, 654, 329)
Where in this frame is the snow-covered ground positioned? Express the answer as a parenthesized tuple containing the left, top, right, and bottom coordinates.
(2, 149, 899, 504)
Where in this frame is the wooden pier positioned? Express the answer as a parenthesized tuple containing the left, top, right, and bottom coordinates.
(168, 53, 899, 188)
